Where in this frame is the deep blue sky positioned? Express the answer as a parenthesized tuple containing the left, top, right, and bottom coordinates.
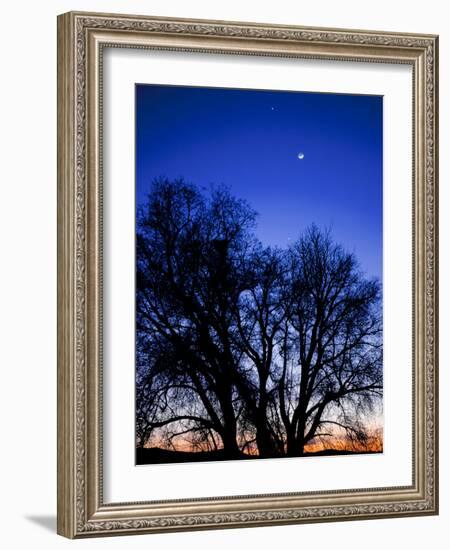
(136, 85, 382, 280)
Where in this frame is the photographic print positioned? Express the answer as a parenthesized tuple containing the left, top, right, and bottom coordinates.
(135, 84, 383, 466)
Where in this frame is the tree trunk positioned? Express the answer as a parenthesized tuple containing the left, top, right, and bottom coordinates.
(255, 422, 278, 458)
(286, 413, 306, 456)
(221, 415, 240, 458)
(254, 397, 279, 457)
(219, 385, 241, 459)
(286, 428, 298, 457)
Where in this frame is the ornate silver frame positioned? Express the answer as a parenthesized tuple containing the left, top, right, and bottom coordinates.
(57, 11, 439, 538)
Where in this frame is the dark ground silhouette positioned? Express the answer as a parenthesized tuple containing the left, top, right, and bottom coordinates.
(136, 447, 382, 465)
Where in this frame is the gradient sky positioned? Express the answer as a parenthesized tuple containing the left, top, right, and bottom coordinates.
(136, 84, 382, 280)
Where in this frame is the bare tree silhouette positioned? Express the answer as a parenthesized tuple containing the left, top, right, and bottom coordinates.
(277, 226, 382, 456)
(136, 179, 382, 462)
(136, 178, 258, 458)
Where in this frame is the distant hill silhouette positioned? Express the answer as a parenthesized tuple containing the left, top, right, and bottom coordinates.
(136, 447, 381, 465)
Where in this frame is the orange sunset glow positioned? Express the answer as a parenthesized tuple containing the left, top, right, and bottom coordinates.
(141, 424, 383, 459)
